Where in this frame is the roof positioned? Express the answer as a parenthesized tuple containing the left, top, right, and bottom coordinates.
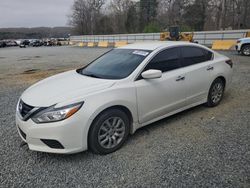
(118, 41, 192, 50)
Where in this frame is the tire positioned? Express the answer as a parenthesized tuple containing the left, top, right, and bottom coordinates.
(241, 45, 250, 56)
(207, 78, 225, 107)
(88, 109, 130, 155)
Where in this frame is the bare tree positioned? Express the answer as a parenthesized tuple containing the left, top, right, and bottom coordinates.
(87, 0, 105, 34)
(68, 0, 250, 35)
(109, 0, 133, 33)
(69, 0, 105, 35)
(69, 0, 88, 34)
(218, 0, 226, 29)
(139, 0, 158, 31)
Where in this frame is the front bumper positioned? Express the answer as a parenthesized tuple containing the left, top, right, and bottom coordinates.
(235, 43, 241, 52)
(16, 108, 89, 154)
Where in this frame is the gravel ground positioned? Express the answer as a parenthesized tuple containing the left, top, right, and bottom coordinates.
(0, 46, 249, 187)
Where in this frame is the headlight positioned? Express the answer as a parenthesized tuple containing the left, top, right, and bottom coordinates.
(32, 102, 83, 123)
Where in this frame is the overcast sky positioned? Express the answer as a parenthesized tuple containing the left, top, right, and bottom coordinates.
(0, 0, 74, 28)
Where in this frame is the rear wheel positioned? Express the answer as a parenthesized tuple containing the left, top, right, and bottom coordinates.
(88, 109, 130, 155)
(207, 78, 225, 107)
(241, 45, 250, 56)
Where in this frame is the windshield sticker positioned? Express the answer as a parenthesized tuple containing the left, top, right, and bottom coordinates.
(132, 50, 149, 56)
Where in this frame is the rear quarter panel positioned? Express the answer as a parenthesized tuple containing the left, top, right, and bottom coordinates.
(211, 53, 233, 91)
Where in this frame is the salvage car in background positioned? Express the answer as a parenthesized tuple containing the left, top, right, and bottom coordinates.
(19, 40, 30, 48)
(6, 40, 18, 47)
(16, 42, 233, 155)
(32, 40, 43, 47)
(236, 37, 250, 56)
(0, 41, 7, 48)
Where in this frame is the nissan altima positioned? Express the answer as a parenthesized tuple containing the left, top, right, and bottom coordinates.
(16, 41, 233, 154)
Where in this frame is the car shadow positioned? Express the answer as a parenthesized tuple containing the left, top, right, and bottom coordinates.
(31, 104, 207, 160)
(129, 104, 207, 139)
(30, 93, 233, 160)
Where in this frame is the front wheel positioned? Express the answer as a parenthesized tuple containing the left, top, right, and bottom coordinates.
(88, 109, 130, 155)
(241, 45, 250, 56)
(207, 78, 225, 107)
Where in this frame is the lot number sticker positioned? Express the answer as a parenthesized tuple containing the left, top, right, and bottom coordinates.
(132, 50, 149, 56)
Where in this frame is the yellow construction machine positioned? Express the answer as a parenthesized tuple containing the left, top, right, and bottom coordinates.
(160, 26, 194, 42)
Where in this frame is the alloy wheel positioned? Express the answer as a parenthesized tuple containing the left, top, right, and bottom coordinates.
(98, 117, 126, 149)
(243, 46, 250, 56)
(211, 82, 223, 104)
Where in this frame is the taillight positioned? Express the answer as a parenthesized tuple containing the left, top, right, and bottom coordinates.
(225, 59, 233, 68)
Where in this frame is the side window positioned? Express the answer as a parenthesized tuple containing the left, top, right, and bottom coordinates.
(145, 48, 181, 72)
(181, 46, 207, 67)
(203, 49, 213, 61)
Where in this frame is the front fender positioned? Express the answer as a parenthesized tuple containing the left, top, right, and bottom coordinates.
(81, 85, 138, 148)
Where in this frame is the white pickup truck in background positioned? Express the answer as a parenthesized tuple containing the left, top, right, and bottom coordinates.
(236, 37, 250, 56)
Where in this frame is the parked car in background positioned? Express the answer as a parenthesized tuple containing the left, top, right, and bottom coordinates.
(44, 39, 57, 46)
(19, 40, 30, 48)
(32, 40, 43, 47)
(19, 42, 26, 48)
(16, 42, 233, 154)
(236, 37, 250, 56)
(6, 40, 18, 47)
(0, 41, 7, 48)
(15, 40, 21, 46)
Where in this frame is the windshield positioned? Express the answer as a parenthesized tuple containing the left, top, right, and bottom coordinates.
(78, 49, 151, 79)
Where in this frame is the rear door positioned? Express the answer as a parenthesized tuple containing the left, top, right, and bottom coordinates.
(180, 46, 214, 105)
(135, 47, 187, 124)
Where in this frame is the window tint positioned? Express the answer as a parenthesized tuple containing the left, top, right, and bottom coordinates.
(181, 46, 207, 67)
(203, 49, 213, 61)
(145, 48, 181, 72)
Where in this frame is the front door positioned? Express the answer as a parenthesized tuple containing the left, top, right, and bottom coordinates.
(135, 47, 187, 124)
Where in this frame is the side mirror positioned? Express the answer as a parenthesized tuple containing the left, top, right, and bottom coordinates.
(141, 69, 162, 79)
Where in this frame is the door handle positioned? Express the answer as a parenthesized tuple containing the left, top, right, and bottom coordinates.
(176, 76, 185, 81)
(207, 66, 214, 71)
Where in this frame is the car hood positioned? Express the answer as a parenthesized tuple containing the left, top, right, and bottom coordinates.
(21, 70, 116, 107)
(239, 37, 250, 41)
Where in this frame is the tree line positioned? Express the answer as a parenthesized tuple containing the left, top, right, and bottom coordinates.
(69, 0, 250, 35)
(0, 27, 72, 40)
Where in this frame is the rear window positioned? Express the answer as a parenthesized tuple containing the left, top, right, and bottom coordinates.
(181, 46, 212, 67)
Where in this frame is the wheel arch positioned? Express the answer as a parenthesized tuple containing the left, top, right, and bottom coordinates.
(207, 76, 226, 107)
(241, 43, 250, 50)
(208, 75, 227, 96)
(87, 105, 134, 147)
(100, 105, 134, 128)
(216, 76, 226, 87)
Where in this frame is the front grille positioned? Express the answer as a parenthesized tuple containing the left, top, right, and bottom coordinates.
(18, 127, 26, 140)
(19, 100, 34, 118)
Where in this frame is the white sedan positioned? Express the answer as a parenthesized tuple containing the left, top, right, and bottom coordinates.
(16, 41, 233, 154)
